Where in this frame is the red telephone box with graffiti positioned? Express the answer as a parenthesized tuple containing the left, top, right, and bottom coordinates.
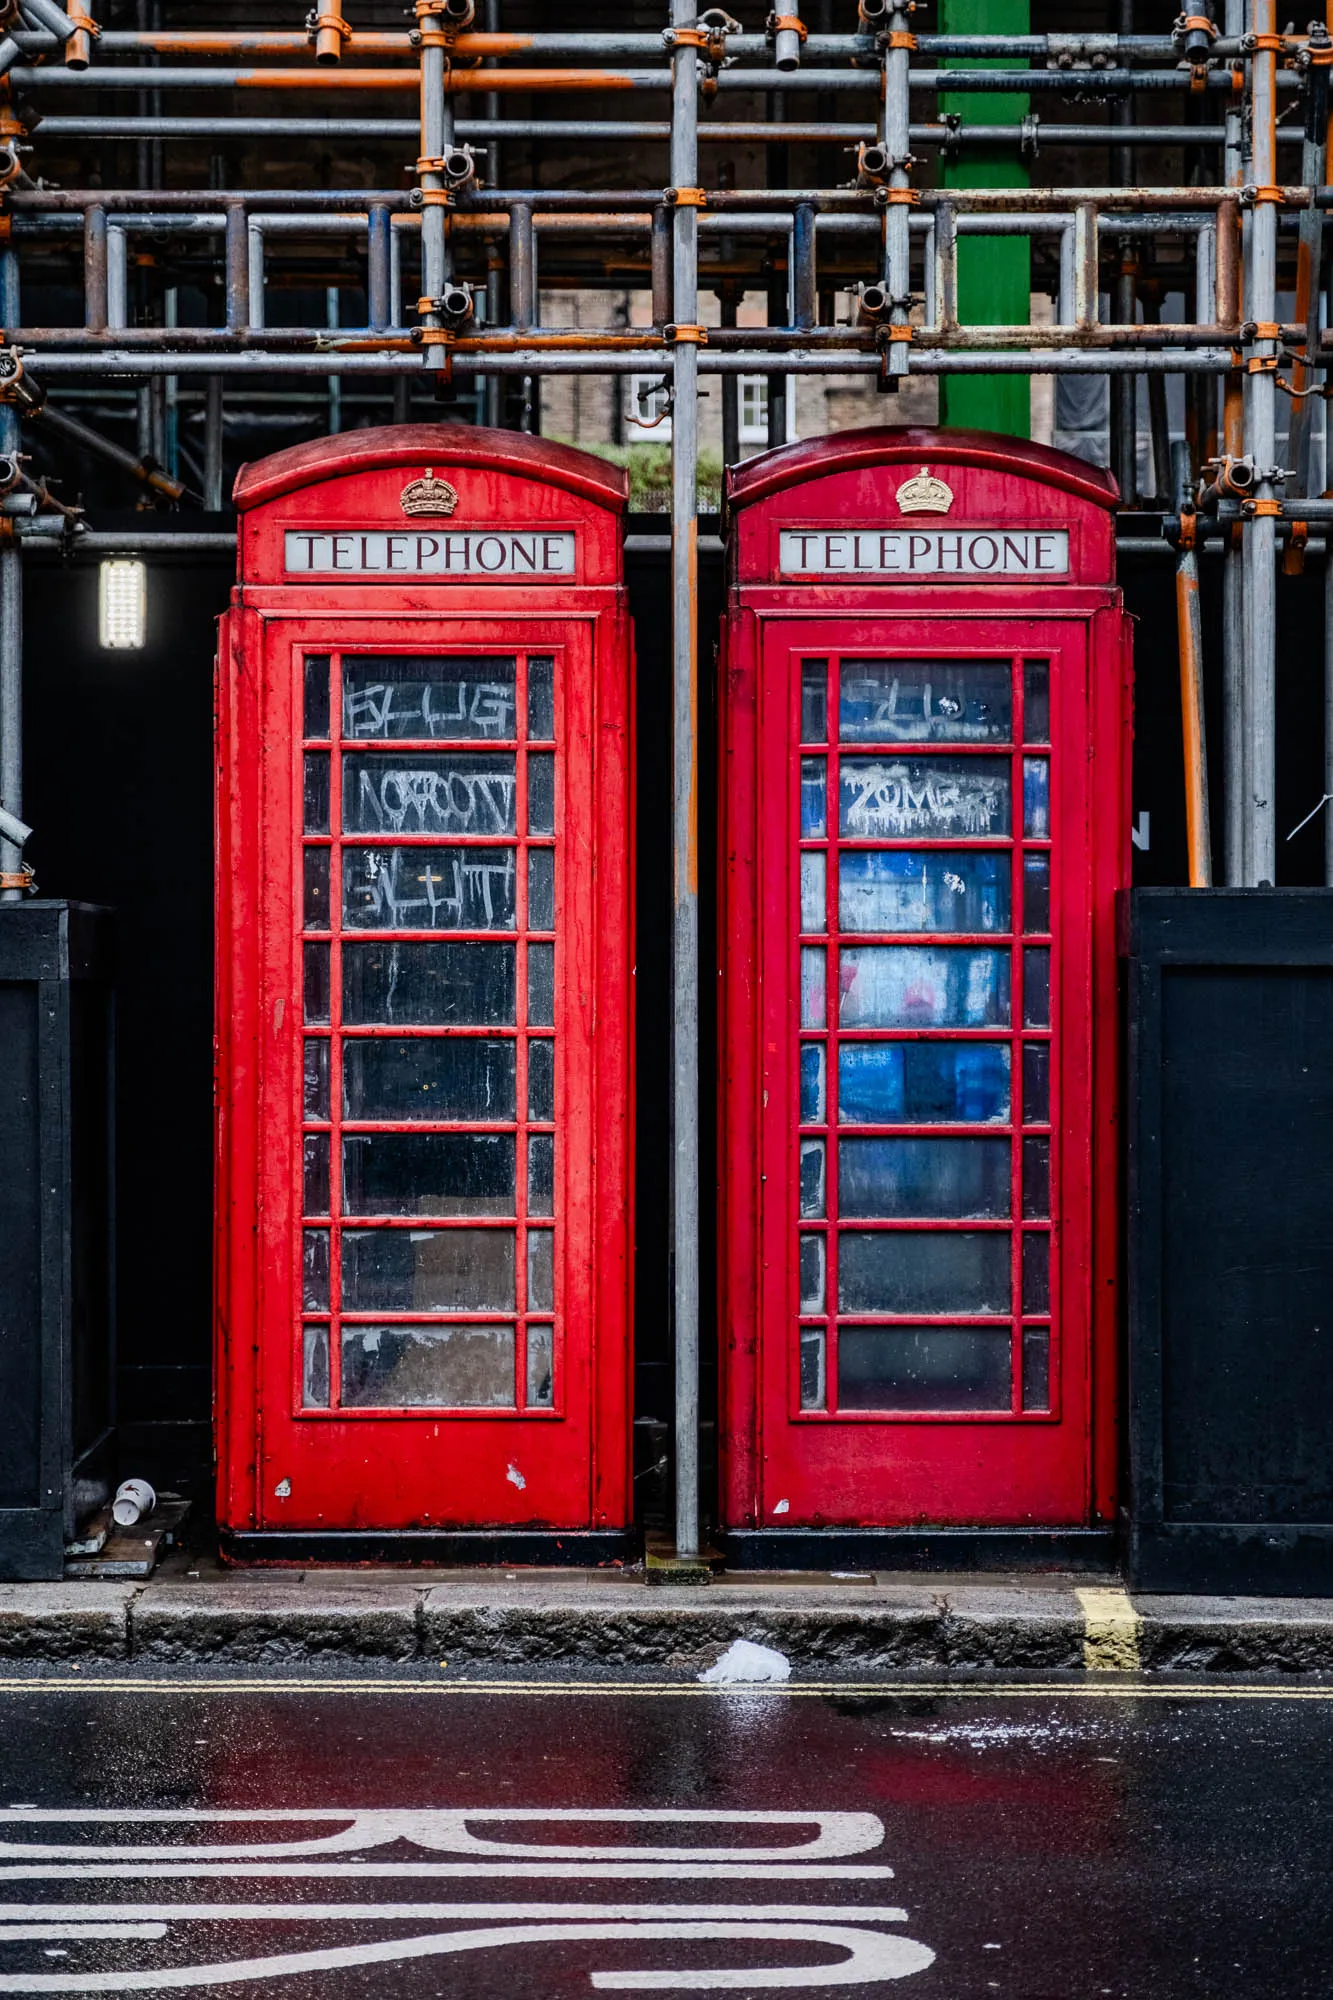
(215, 426, 634, 1559)
(718, 429, 1131, 1552)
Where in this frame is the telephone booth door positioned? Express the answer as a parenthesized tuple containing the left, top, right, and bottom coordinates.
(215, 428, 633, 1556)
(719, 430, 1130, 1541)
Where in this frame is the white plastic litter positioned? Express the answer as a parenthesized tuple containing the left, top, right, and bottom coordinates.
(698, 1639, 792, 1685)
(111, 1479, 156, 1529)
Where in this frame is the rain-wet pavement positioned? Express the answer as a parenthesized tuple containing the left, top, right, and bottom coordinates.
(0, 1667, 1329, 1997)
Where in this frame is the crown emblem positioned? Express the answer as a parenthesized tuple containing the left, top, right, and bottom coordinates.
(895, 465, 954, 515)
(400, 468, 459, 518)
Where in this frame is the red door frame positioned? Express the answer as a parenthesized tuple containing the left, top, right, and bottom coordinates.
(215, 428, 634, 1550)
(718, 429, 1131, 1536)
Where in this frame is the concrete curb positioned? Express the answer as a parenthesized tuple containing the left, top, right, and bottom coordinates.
(3, 1574, 1333, 1672)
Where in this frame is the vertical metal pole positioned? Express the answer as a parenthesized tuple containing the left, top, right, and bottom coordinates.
(326, 287, 342, 435)
(719, 288, 739, 467)
(419, 4, 449, 373)
(203, 374, 224, 513)
(1245, 0, 1279, 885)
(367, 201, 392, 333)
(0, 249, 21, 902)
(1284, 31, 1329, 499)
(1176, 533, 1214, 886)
(484, 0, 503, 427)
(1223, 0, 1247, 884)
(670, 0, 700, 1560)
(883, 4, 911, 384)
(1111, 0, 1135, 499)
(1326, 552, 1333, 885)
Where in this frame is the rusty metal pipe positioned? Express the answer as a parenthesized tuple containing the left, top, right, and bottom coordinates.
(508, 202, 534, 331)
(1176, 531, 1214, 886)
(82, 202, 106, 332)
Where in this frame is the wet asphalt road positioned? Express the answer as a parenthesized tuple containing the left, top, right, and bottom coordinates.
(0, 1670, 1329, 1998)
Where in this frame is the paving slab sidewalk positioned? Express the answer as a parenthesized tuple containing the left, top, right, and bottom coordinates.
(2, 1565, 1333, 1672)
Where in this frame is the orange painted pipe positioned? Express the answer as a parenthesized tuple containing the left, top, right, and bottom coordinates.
(1176, 536, 1214, 887)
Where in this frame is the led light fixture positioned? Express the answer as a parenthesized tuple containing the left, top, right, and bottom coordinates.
(98, 558, 147, 650)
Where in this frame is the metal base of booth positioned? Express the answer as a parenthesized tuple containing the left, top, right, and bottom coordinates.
(1129, 1522, 1333, 1597)
(221, 1529, 639, 1568)
(719, 1528, 1118, 1573)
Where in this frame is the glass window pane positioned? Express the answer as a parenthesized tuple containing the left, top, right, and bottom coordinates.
(303, 655, 331, 739)
(342, 1324, 516, 1409)
(343, 941, 515, 1026)
(303, 751, 330, 834)
(527, 1228, 554, 1312)
(839, 1041, 1011, 1125)
(838, 1230, 1011, 1315)
(342, 656, 517, 741)
(303, 1133, 329, 1217)
(342, 847, 516, 932)
(528, 1133, 555, 1217)
(801, 851, 826, 934)
(840, 755, 1010, 840)
(800, 946, 827, 1027)
(799, 1138, 826, 1218)
(527, 752, 555, 836)
(343, 1037, 516, 1122)
(801, 660, 828, 743)
(839, 850, 1009, 934)
(799, 1327, 827, 1411)
(839, 1137, 1011, 1219)
(839, 660, 1012, 743)
(840, 946, 1010, 1028)
(528, 1037, 555, 1121)
(1022, 1326, 1050, 1411)
(839, 1326, 1012, 1412)
(342, 1225, 515, 1311)
(1022, 853, 1050, 933)
(801, 756, 827, 838)
(528, 847, 555, 932)
(1022, 1231, 1051, 1315)
(1022, 1136, 1051, 1219)
(1023, 947, 1050, 1028)
(302, 1228, 329, 1311)
(1022, 1041, 1050, 1123)
(1023, 660, 1050, 743)
(527, 657, 555, 742)
(527, 941, 555, 1027)
(303, 941, 330, 1024)
(303, 846, 330, 930)
(343, 751, 516, 836)
(799, 1232, 826, 1313)
(1023, 758, 1050, 838)
(303, 1039, 330, 1121)
(302, 1324, 330, 1408)
(342, 1131, 515, 1216)
(527, 1323, 555, 1407)
(799, 1042, 826, 1125)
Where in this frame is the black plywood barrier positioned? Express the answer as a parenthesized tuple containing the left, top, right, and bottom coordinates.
(1127, 889, 1333, 1593)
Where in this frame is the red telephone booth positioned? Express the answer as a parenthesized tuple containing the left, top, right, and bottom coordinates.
(215, 426, 634, 1559)
(718, 429, 1131, 1551)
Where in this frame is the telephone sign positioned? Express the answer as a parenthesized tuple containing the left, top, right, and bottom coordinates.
(215, 427, 634, 1558)
(717, 429, 1131, 1546)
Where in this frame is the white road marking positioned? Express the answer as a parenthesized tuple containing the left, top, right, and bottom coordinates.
(0, 1905, 909, 1925)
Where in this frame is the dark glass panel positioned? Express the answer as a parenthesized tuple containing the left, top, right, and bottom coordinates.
(528, 847, 555, 932)
(303, 1039, 330, 1121)
(342, 656, 517, 740)
(341, 1324, 516, 1409)
(1022, 1041, 1051, 1123)
(839, 755, 1010, 839)
(799, 1138, 826, 1219)
(343, 751, 516, 836)
(1022, 853, 1051, 933)
(302, 1228, 329, 1312)
(1023, 947, 1051, 1028)
(342, 1131, 515, 1216)
(1022, 1230, 1051, 1315)
(799, 1327, 827, 1410)
(302, 1325, 330, 1408)
(528, 942, 555, 1027)
(528, 1133, 555, 1217)
(839, 660, 1012, 744)
(798, 1233, 826, 1314)
(838, 1041, 1010, 1125)
(1023, 757, 1050, 838)
(839, 849, 1009, 934)
(342, 846, 516, 931)
(303, 655, 331, 739)
(527, 1228, 554, 1312)
(1021, 1327, 1050, 1411)
(801, 660, 828, 743)
(342, 941, 515, 1026)
(838, 1137, 1011, 1219)
(343, 1037, 516, 1122)
(527, 657, 555, 741)
(799, 1043, 826, 1125)
(1022, 1136, 1051, 1219)
(528, 1037, 555, 1121)
(838, 1230, 1011, 1315)
(303, 941, 330, 1024)
(303, 751, 330, 834)
(839, 1326, 1011, 1411)
(528, 752, 555, 836)
(801, 756, 827, 839)
(302, 1132, 329, 1217)
(341, 1225, 515, 1312)
(1023, 660, 1050, 743)
(303, 847, 330, 930)
(526, 1324, 555, 1407)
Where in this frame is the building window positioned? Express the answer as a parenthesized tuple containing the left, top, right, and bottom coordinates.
(739, 376, 768, 444)
(626, 375, 672, 440)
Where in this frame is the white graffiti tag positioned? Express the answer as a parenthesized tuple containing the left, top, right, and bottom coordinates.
(0, 1810, 935, 1994)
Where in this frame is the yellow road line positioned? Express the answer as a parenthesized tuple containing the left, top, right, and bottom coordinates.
(1076, 1587, 1143, 1673)
(0, 1676, 1328, 1700)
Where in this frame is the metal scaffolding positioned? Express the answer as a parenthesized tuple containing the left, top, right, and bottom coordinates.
(0, 0, 1329, 1551)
